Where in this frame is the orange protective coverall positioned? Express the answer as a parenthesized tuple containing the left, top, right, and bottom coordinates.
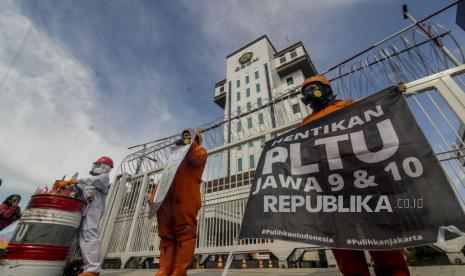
(301, 99, 410, 276)
(155, 139, 207, 276)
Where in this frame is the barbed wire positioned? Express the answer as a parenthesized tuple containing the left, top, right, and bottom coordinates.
(118, 22, 464, 176)
(328, 23, 464, 99)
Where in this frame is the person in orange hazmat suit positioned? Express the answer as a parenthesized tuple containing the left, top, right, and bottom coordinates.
(300, 75, 410, 276)
(148, 130, 207, 276)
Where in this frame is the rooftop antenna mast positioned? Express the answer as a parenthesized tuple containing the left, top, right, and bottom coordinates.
(402, 3, 462, 66)
(284, 35, 290, 43)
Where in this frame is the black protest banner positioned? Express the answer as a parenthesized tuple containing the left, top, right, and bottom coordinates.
(239, 87, 465, 250)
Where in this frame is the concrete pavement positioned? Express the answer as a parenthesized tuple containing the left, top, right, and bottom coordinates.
(102, 268, 342, 276)
(101, 266, 465, 276)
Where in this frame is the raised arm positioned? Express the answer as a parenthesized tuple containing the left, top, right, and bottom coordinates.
(78, 173, 110, 193)
(186, 141, 207, 167)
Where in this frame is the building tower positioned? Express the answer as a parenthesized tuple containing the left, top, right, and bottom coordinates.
(214, 35, 317, 176)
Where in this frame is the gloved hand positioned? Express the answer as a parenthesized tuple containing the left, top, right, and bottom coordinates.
(396, 83, 406, 93)
(194, 130, 201, 144)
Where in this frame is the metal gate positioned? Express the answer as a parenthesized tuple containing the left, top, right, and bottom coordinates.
(98, 22, 465, 268)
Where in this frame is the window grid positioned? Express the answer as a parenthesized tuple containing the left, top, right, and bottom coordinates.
(247, 118, 253, 129)
(287, 77, 294, 86)
(249, 155, 255, 169)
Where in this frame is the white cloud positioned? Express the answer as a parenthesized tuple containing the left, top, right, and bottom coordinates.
(183, 0, 367, 59)
(0, 1, 126, 200)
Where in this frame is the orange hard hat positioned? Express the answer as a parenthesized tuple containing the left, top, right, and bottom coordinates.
(301, 75, 330, 92)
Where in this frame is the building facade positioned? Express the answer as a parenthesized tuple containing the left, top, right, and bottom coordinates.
(214, 35, 317, 176)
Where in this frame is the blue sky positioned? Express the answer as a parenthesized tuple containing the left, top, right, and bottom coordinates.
(1, 0, 465, 209)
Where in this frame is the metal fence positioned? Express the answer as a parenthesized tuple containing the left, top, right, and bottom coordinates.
(99, 21, 465, 268)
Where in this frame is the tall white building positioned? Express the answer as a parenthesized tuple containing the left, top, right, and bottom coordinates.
(214, 35, 317, 176)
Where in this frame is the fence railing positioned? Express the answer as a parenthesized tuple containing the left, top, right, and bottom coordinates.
(100, 21, 465, 267)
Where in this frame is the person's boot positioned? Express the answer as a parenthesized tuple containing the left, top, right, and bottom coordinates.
(155, 245, 176, 276)
(371, 250, 410, 276)
(170, 238, 196, 276)
(78, 272, 99, 276)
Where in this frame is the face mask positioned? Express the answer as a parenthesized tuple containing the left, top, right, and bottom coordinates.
(301, 83, 336, 111)
(90, 163, 111, 176)
(182, 133, 191, 145)
(176, 130, 192, 146)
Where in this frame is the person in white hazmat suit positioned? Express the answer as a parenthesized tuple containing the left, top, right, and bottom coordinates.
(77, 156, 114, 276)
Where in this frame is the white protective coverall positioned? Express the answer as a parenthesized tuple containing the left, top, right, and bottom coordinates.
(77, 165, 110, 273)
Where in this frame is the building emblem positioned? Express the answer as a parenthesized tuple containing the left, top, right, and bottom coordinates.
(239, 52, 253, 64)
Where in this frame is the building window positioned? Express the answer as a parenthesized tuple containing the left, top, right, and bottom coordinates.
(245, 75, 250, 84)
(279, 56, 286, 63)
(220, 86, 224, 92)
(237, 158, 243, 172)
(237, 79, 240, 88)
(246, 88, 250, 97)
(290, 51, 297, 58)
(255, 71, 259, 79)
(287, 77, 294, 86)
(292, 103, 301, 114)
(256, 83, 261, 93)
(257, 98, 262, 107)
(248, 141, 253, 147)
(249, 155, 255, 169)
(237, 122, 242, 132)
(247, 102, 251, 112)
(237, 144, 242, 150)
(237, 106, 241, 115)
(237, 92, 240, 101)
(247, 118, 253, 129)
(261, 136, 266, 145)
(258, 113, 264, 125)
